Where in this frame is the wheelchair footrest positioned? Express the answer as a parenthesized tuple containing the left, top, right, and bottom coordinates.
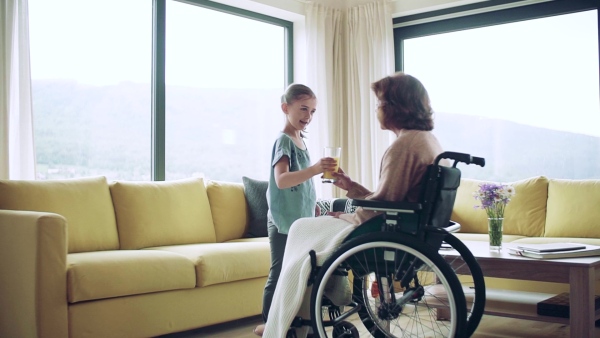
(307, 250, 318, 286)
(291, 316, 313, 328)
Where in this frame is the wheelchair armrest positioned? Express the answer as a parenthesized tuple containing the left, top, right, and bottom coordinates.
(444, 221, 461, 233)
(351, 199, 422, 213)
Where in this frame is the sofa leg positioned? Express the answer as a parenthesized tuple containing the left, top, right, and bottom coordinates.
(437, 308, 450, 321)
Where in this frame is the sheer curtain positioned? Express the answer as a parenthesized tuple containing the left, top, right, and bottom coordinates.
(304, 4, 342, 198)
(0, 0, 36, 180)
(305, 0, 395, 198)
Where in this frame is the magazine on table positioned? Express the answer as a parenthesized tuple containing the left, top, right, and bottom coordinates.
(516, 243, 586, 253)
(508, 243, 600, 259)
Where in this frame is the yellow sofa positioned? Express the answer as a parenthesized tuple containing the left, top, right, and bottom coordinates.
(451, 175, 600, 293)
(2, 174, 598, 337)
(0, 176, 271, 338)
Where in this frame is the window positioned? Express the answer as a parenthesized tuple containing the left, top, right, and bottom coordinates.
(28, 0, 292, 182)
(394, 1, 600, 181)
(164, 1, 287, 182)
(29, 0, 152, 180)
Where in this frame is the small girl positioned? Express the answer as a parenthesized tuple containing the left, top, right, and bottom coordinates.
(254, 84, 337, 336)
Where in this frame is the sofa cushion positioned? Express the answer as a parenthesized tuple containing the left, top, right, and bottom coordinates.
(452, 176, 548, 236)
(110, 177, 216, 249)
(147, 242, 270, 287)
(242, 177, 269, 238)
(0, 176, 118, 253)
(206, 180, 248, 242)
(67, 250, 196, 303)
(545, 179, 600, 238)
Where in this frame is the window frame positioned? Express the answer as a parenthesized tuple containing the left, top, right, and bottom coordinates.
(151, 0, 293, 181)
(36, 1, 598, 181)
(393, 0, 600, 76)
(392, 0, 600, 181)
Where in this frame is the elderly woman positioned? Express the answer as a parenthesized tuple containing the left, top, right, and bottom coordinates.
(259, 72, 444, 338)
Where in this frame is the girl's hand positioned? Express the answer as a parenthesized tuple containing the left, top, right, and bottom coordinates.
(327, 211, 345, 218)
(332, 168, 352, 190)
(314, 157, 338, 175)
(315, 204, 321, 217)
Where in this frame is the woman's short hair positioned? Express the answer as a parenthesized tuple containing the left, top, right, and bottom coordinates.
(371, 72, 434, 131)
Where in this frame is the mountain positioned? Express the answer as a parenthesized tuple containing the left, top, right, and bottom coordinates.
(32, 80, 600, 182)
(434, 113, 600, 181)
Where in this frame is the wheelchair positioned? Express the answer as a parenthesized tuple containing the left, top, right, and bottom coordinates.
(291, 151, 487, 338)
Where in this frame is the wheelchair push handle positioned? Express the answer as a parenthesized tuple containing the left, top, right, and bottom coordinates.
(434, 151, 485, 168)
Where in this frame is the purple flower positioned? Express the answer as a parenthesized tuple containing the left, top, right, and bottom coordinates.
(473, 183, 516, 219)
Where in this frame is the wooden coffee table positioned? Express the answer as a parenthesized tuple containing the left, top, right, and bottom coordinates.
(442, 240, 600, 338)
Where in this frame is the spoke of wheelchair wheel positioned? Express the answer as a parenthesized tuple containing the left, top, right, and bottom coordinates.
(445, 256, 466, 272)
(400, 282, 449, 337)
(326, 244, 459, 338)
(441, 253, 476, 320)
(406, 270, 452, 337)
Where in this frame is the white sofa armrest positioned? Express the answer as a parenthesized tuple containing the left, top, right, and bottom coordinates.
(0, 210, 68, 338)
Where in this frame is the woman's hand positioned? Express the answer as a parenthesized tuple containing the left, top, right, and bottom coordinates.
(327, 211, 345, 218)
(332, 168, 352, 191)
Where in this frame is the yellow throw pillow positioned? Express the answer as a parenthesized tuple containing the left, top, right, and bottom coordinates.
(110, 177, 216, 249)
(451, 178, 489, 234)
(545, 179, 600, 238)
(502, 176, 548, 237)
(452, 176, 548, 236)
(0, 176, 119, 253)
(206, 180, 248, 242)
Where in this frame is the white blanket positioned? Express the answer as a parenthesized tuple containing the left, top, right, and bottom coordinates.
(263, 216, 359, 338)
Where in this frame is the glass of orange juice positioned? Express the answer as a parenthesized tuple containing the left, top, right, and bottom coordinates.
(322, 146, 341, 183)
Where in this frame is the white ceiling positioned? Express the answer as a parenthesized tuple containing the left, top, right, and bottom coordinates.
(212, 0, 489, 21)
(309, 0, 486, 13)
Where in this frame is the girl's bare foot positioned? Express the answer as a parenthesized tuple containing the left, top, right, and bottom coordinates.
(253, 324, 265, 336)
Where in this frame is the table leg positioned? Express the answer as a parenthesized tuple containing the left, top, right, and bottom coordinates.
(569, 266, 595, 338)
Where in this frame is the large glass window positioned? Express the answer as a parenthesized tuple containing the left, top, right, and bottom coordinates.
(164, 1, 286, 182)
(29, 0, 152, 180)
(396, 5, 600, 181)
(28, 0, 291, 182)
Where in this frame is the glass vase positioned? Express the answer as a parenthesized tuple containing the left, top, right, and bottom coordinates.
(488, 217, 504, 251)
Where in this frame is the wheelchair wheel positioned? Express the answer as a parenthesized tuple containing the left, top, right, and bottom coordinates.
(310, 232, 467, 338)
(439, 233, 486, 337)
(332, 320, 359, 338)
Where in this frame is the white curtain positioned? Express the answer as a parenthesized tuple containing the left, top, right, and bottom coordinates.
(305, 4, 342, 199)
(0, 0, 36, 180)
(305, 0, 395, 198)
